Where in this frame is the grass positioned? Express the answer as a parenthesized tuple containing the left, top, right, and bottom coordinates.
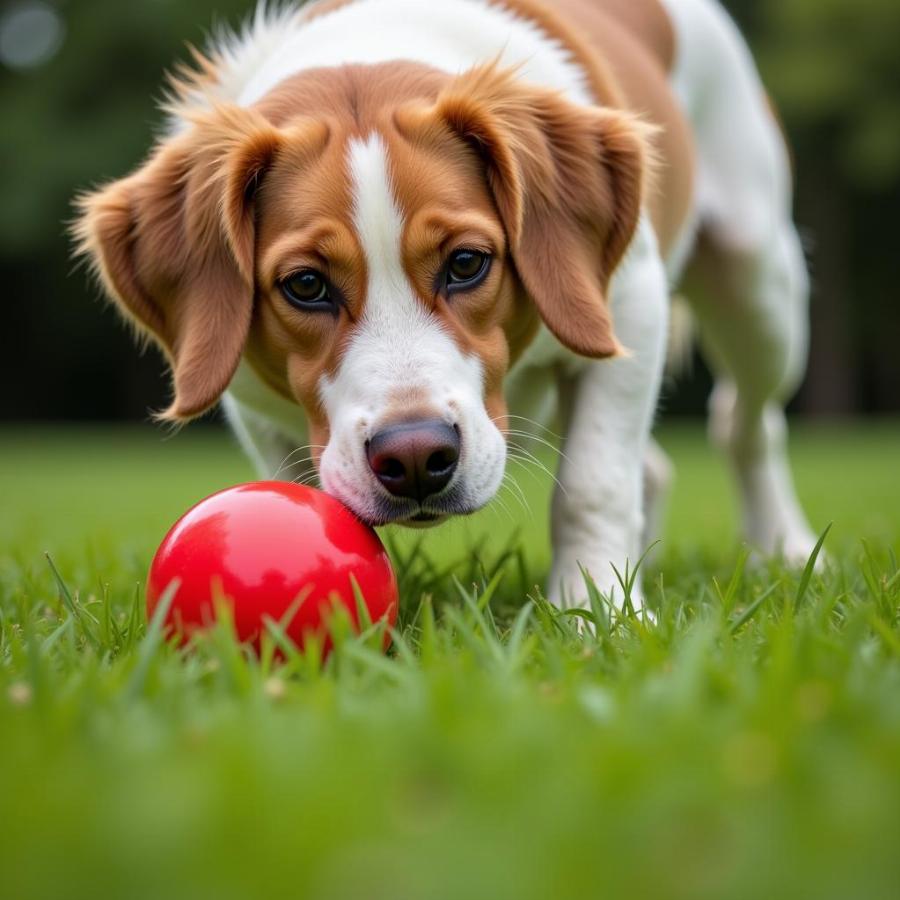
(1, 421, 899, 900)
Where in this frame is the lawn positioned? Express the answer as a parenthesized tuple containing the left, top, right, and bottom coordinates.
(1, 422, 899, 900)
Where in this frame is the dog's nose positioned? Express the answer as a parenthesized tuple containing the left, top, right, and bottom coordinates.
(366, 420, 460, 502)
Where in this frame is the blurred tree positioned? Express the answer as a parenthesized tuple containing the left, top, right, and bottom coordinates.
(0, 0, 249, 420)
(770, 0, 900, 414)
(760, 0, 900, 188)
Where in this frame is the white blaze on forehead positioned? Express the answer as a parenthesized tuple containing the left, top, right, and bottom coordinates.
(342, 132, 471, 367)
(347, 133, 413, 319)
(318, 131, 484, 421)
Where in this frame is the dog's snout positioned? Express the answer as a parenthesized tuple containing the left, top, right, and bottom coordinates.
(366, 420, 460, 502)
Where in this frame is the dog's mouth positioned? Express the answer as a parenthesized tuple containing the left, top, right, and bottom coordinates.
(361, 486, 480, 528)
(404, 511, 449, 529)
(410, 511, 442, 523)
(375, 504, 459, 529)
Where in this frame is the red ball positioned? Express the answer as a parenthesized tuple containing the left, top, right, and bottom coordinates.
(147, 482, 398, 654)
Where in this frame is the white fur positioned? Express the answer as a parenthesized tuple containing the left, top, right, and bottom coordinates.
(230, 0, 594, 108)
(316, 134, 506, 523)
(166, 0, 592, 128)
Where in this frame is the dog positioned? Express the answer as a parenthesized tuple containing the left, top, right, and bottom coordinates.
(74, 0, 819, 612)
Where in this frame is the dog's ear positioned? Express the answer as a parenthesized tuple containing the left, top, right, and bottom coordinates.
(73, 105, 287, 422)
(401, 64, 654, 358)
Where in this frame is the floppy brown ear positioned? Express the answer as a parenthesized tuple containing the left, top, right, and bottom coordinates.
(72, 105, 283, 421)
(409, 65, 654, 358)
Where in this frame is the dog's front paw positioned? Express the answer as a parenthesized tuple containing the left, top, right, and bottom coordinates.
(779, 531, 830, 571)
(746, 517, 829, 572)
(546, 555, 647, 621)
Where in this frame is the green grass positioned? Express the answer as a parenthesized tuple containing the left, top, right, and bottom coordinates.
(1, 422, 899, 900)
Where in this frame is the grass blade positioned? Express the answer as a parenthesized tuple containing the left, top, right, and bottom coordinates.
(125, 578, 179, 699)
(45, 553, 101, 651)
(714, 546, 750, 614)
(729, 580, 781, 635)
(794, 523, 832, 613)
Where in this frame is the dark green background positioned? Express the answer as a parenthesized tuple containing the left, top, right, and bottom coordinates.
(2, 0, 898, 421)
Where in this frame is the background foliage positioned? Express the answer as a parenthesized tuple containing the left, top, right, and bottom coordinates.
(1, 0, 898, 420)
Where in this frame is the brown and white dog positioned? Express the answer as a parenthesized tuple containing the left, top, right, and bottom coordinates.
(75, 0, 818, 611)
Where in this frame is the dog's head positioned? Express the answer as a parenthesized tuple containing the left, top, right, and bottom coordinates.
(75, 62, 650, 525)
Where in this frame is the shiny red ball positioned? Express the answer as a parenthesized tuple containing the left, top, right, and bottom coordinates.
(146, 482, 398, 653)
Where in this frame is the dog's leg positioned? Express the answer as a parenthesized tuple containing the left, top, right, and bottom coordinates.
(642, 438, 674, 562)
(665, 0, 818, 564)
(548, 220, 669, 613)
(687, 224, 818, 564)
(220, 393, 314, 484)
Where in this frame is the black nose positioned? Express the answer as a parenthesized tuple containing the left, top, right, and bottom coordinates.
(366, 420, 460, 503)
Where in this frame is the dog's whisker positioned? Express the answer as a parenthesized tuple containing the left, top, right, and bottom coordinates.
(274, 447, 307, 479)
(279, 452, 317, 465)
(502, 470, 533, 519)
(507, 439, 557, 468)
(501, 429, 570, 463)
(506, 449, 567, 497)
(278, 456, 318, 472)
(278, 462, 319, 482)
(273, 444, 326, 480)
(277, 444, 326, 467)
(492, 413, 564, 441)
(489, 490, 515, 525)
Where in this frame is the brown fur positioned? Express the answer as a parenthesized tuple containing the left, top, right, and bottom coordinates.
(73, 105, 309, 421)
(554, 0, 676, 72)
(557, 0, 694, 253)
(396, 63, 653, 360)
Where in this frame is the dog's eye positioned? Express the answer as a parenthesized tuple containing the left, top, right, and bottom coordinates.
(445, 250, 491, 293)
(280, 270, 333, 311)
